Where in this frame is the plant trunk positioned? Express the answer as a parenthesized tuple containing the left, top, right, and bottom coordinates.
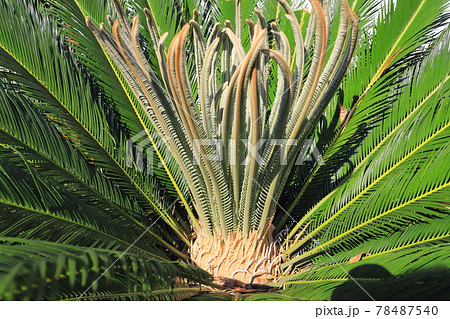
(190, 224, 281, 287)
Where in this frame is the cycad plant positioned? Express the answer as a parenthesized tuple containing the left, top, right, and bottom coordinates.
(0, 0, 449, 300)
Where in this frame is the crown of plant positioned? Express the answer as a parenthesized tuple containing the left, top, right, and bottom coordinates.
(87, 0, 358, 243)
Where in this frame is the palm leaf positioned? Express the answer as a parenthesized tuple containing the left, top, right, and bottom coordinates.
(0, 151, 170, 259)
(282, 0, 449, 232)
(0, 84, 187, 258)
(0, 237, 211, 301)
(278, 242, 450, 300)
(53, 0, 199, 223)
(0, 0, 189, 242)
(284, 31, 450, 264)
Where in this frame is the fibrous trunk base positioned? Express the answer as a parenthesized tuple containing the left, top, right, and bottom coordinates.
(190, 225, 280, 287)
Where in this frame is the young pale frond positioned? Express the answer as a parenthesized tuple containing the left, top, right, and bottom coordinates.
(87, 0, 358, 242)
(80, 0, 362, 287)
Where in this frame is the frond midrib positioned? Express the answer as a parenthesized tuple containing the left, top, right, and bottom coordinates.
(284, 121, 450, 258)
(0, 39, 190, 245)
(278, 230, 450, 284)
(63, 287, 203, 300)
(73, 0, 198, 233)
(0, 200, 166, 261)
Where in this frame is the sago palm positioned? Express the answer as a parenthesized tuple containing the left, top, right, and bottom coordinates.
(0, 0, 449, 300)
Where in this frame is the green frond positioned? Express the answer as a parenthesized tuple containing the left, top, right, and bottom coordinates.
(0, 151, 171, 259)
(283, 0, 449, 233)
(277, 242, 450, 300)
(0, 84, 187, 258)
(0, 0, 190, 242)
(279, 30, 449, 298)
(0, 237, 211, 301)
(284, 74, 449, 265)
(305, 215, 450, 269)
